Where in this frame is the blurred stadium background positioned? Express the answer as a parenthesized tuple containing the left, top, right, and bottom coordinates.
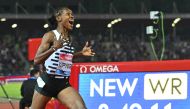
(0, 0, 190, 108)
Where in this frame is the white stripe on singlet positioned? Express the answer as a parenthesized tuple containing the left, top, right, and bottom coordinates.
(44, 30, 74, 77)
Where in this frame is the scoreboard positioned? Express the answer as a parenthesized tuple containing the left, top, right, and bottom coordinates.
(79, 71, 189, 109)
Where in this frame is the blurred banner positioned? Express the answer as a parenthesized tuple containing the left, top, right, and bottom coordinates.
(28, 38, 42, 61)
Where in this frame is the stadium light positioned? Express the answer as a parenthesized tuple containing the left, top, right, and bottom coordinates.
(12, 24, 17, 28)
(108, 18, 122, 28)
(172, 18, 181, 27)
(43, 23, 49, 28)
(111, 21, 115, 25)
(110, 18, 122, 25)
(76, 24, 81, 28)
(172, 23, 175, 27)
(107, 23, 112, 28)
(0, 18, 6, 22)
(117, 18, 122, 22)
(173, 18, 181, 24)
(146, 26, 154, 34)
(150, 11, 160, 20)
(113, 19, 119, 23)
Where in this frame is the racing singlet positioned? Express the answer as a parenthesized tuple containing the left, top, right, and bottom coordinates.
(44, 30, 74, 77)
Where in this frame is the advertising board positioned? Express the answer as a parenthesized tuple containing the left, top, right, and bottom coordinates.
(79, 71, 189, 109)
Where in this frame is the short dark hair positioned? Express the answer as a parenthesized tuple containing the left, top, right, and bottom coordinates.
(54, 7, 70, 17)
(48, 7, 70, 30)
(48, 15, 57, 30)
(30, 69, 39, 76)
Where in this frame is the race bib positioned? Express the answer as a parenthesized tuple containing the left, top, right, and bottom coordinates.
(57, 53, 73, 72)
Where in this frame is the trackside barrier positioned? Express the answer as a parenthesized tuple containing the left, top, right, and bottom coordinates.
(0, 75, 29, 83)
(46, 60, 190, 109)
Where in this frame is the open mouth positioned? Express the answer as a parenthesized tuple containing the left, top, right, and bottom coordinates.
(69, 20, 74, 26)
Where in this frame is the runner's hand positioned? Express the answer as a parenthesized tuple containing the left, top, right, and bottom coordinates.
(52, 34, 69, 49)
(82, 41, 95, 56)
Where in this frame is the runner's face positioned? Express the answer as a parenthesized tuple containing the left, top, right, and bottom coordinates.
(59, 9, 74, 31)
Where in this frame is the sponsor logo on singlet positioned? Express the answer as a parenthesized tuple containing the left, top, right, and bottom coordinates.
(58, 53, 73, 72)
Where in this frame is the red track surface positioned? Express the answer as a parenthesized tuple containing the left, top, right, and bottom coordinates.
(0, 102, 19, 109)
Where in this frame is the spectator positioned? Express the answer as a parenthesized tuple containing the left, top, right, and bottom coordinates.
(19, 68, 40, 109)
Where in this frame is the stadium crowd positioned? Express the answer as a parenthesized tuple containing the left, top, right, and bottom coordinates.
(0, 33, 190, 76)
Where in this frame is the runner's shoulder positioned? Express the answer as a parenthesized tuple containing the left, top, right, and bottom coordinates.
(42, 31, 55, 41)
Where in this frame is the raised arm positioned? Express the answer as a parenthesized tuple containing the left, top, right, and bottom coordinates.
(74, 41, 95, 57)
(34, 32, 54, 65)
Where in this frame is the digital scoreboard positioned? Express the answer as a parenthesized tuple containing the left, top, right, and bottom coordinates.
(79, 71, 189, 109)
